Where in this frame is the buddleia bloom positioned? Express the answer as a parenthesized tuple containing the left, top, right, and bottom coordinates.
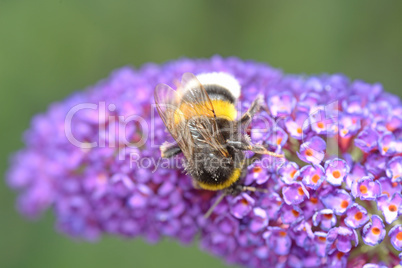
(6, 56, 402, 267)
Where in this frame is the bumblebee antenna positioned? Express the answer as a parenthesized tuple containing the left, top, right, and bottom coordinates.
(204, 193, 226, 219)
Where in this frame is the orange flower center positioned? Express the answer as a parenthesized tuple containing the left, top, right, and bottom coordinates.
(383, 147, 389, 153)
(340, 200, 349, 209)
(310, 197, 318, 204)
(276, 201, 282, 206)
(241, 199, 249, 205)
(397, 232, 402, 241)
(336, 252, 345, 260)
(290, 170, 297, 178)
(297, 128, 302, 134)
(354, 212, 363, 220)
(297, 187, 304, 196)
(318, 236, 326, 243)
(371, 227, 381, 235)
(382, 191, 390, 197)
(317, 122, 325, 129)
(312, 174, 320, 183)
(389, 204, 397, 212)
(332, 170, 341, 179)
(291, 209, 300, 217)
(359, 185, 368, 194)
(277, 138, 283, 145)
(279, 231, 287, 237)
(392, 182, 399, 187)
(323, 213, 333, 220)
(305, 149, 313, 157)
(253, 166, 263, 173)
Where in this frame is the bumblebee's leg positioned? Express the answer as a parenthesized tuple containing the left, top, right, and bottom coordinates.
(227, 139, 283, 158)
(204, 193, 226, 219)
(160, 142, 182, 158)
(240, 95, 264, 125)
(223, 183, 268, 196)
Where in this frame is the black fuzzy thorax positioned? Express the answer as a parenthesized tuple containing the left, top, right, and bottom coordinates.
(186, 118, 245, 188)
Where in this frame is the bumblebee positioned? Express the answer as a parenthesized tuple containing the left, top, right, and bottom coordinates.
(154, 72, 283, 216)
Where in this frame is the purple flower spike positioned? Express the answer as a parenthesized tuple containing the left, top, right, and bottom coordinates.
(282, 182, 309, 205)
(285, 112, 309, 140)
(312, 209, 336, 231)
(267, 92, 296, 118)
(325, 158, 350, 186)
(8, 57, 402, 267)
(352, 176, 381, 200)
(386, 156, 402, 182)
(389, 225, 402, 251)
(354, 127, 379, 152)
(344, 204, 369, 229)
(265, 227, 291, 255)
(230, 193, 255, 219)
(321, 189, 352, 215)
(299, 164, 325, 190)
(326, 227, 358, 254)
(376, 193, 402, 224)
(362, 215, 386, 246)
(313, 231, 328, 257)
(278, 161, 299, 184)
(297, 136, 326, 165)
(249, 207, 269, 233)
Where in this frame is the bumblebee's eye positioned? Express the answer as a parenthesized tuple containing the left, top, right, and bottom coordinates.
(209, 153, 215, 158)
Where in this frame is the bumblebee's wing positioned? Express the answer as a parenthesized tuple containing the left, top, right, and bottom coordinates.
(154, 83, 194, 160)
(178, 73, 229, 157)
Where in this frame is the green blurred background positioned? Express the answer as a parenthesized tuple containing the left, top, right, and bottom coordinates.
(1, 1, 402, 267)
